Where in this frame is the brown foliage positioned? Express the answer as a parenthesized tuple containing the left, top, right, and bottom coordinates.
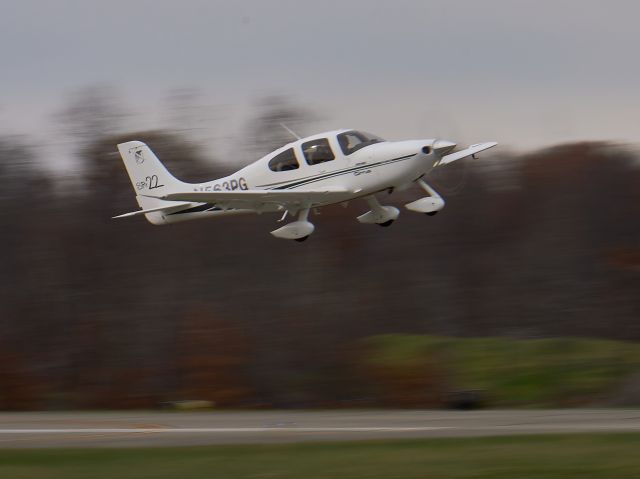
(176, 306, 252, 406)
(606, 248, 640, 272)
(360, 353, 448, 408)
(0, 346, 43, 410)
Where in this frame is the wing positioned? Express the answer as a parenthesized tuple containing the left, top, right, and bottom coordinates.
(145, 187, 353, 210)
(439, 142, 498, 165)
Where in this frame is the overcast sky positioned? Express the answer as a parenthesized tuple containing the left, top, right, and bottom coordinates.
(2, 0, 640, 162)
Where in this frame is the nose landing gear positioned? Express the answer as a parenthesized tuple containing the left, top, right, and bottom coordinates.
(405, 179, 445, 215)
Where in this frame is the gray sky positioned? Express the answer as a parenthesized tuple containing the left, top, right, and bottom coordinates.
(2, 0, 640, 161)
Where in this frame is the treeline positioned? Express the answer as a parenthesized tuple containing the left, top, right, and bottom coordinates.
(0, 103, 639, 409)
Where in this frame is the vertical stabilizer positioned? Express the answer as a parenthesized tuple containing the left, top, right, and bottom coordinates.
(117, 141, 191, 224)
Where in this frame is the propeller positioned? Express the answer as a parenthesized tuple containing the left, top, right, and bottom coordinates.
(430, 145, 471, 195)
(419, 110, 472, 196)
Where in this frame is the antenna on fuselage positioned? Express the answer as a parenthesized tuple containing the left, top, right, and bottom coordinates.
(279, 123, 301, 140)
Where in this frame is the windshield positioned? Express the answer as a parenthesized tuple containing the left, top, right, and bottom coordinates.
(337, 131, 385, 155)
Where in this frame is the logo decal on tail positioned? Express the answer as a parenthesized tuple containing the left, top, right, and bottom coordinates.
(131, 147, 145, 164)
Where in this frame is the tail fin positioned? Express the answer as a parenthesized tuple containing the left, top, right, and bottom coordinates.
(117, 140, 189, 194)
(117, 141, 191, 224)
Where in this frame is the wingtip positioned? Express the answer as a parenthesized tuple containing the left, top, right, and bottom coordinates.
(471, 141, 498, 148)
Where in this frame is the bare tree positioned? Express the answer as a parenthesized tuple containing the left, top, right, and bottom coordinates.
(245, 95, 318, 157)
(53, 85, 128, 147)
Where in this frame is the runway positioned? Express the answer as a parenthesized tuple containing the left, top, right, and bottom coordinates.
(0, 410, 639, 448)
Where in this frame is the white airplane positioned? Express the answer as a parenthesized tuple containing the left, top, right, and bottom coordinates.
(115, 129, 497, 241)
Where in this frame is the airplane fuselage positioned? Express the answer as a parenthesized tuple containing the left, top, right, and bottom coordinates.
(164, 130, 441, 223)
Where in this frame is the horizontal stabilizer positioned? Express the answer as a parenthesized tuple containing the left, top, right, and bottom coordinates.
(113, 201, 193, 219)
(440, 141, 498, 165)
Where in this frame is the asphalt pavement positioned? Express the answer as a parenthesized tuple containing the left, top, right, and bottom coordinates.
(0, 409, 639, 448)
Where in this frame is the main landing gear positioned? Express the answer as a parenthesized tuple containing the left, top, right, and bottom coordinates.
(357, 195, 400, 227)
(270, 206, 315, 241)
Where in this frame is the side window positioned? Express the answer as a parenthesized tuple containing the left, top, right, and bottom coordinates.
(268, 148, 299, 172)
(302, 138, 335, 165)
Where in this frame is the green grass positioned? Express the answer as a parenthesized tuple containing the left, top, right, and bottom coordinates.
(360, 335, 640, 406)
(1, 434, 640, 478)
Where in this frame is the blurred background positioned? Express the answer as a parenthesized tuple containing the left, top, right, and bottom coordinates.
(0, 0, 639, 410)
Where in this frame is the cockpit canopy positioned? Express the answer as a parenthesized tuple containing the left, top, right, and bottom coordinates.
(267, 130, 386, 173)
(337, 130, 385, 155)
